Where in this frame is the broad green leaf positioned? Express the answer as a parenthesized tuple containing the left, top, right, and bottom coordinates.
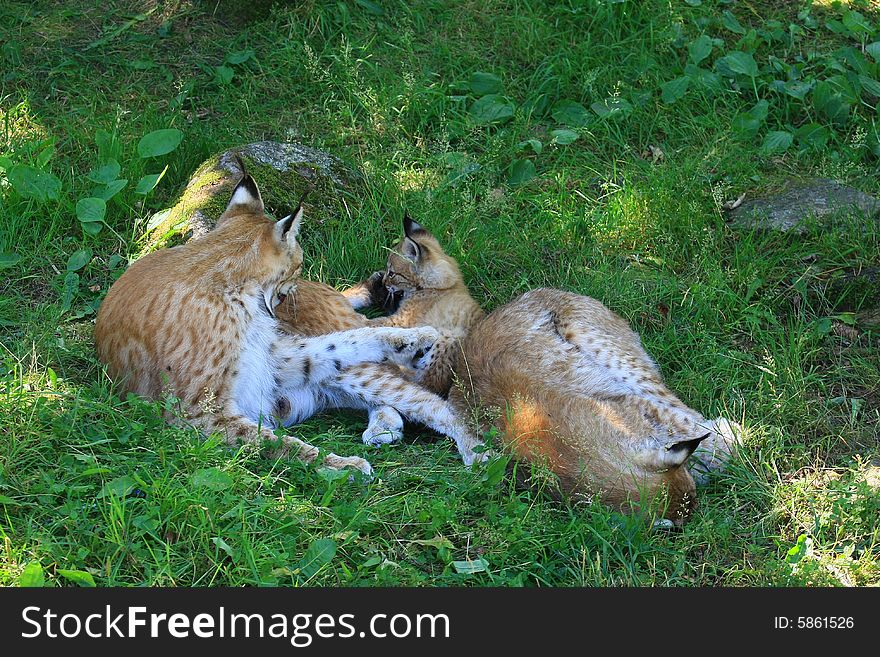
(214, 65, 234, 85)
(134, 165, 168, 195)
(57, 569, 96, 587)
(67, 248, 92, 272)
(507, 159, 536, 186)
(225, 49, 255, 65)
(93, 178, 127, 201)
(591, 97, 632, 117)
(211, 537, 236, 558)
(795, 123, 831, 150)
(813, 80, 851, 126)
(469, 71, 503, 96)
(551, 99, 590, 127)
(36, 144, 54, 168)
(721, 10, 746, 34)
(761, 130, 793, 154)
(516, 139, 542, 154)
(684, 64, 722, 89)
(452, 558, 488, 574)
(688, 35, 713, 65)
(731, 100, 769, 139)
(842, 10, 872, 36)
(137, 128, 183, 158)
(550, 128, 578, 145)
(661, 76, 690, 104)
(61, 271, 79, 312)
(355, 0, 384, 16)
(191, 467, 233, 490)
(858, 75, 880, 98)
(8, 165, 62, 202)
(87, 159, 121, 184)
(783, 79, 813, 100)
(469, 94, 515, 124)
(718, 51, 758, 77)
(867, 42, 880, 63)
(19, 561, 45, 587)
(81, 222, 104, 237)
(298, 538, 337, 578)
(0, 253, 21, 269)
(76, 197, 106, 224)
(97, 474, 136, 499)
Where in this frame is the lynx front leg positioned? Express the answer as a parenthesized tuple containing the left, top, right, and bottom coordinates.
(275, 326, 439, 388)
(183, 412, 373, 474)
(333, 364, 487, 465)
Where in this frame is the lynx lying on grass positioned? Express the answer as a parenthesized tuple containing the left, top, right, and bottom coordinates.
(272, 249, 486, 464)
(95, 171, 447, 474)
(354, 217, 741, 524)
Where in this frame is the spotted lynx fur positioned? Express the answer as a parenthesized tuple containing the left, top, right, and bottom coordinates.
(343, 218, 741, 523)
(95, 172, 449, 474)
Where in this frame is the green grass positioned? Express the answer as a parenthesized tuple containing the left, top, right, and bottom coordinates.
(1, 0, 879, 586)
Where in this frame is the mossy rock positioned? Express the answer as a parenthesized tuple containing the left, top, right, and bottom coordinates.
(726, 178, 880, 233)
(144, 141, 363, 252)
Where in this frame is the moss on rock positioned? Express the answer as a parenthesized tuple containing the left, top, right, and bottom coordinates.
(144, 142, 363, 252)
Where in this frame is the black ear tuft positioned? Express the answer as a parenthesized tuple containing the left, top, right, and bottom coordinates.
(667, 433, 711, 459)
(403, 212, 425, 238)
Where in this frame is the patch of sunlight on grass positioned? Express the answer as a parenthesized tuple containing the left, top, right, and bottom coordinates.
(393, 166, 442, 192)
(0, 100, 49, 153)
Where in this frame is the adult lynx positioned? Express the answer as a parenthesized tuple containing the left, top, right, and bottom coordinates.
(95, 171, 444, 474)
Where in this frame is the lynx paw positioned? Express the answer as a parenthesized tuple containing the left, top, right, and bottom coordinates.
(384, 327, 440, 368)
(460, 445, 492, 466)
(322, 453, 374, 477)
(362, 408, 405, 446)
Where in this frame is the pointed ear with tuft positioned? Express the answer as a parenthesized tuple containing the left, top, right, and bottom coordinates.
(275, 204, 304, 247)
(403, 213, 426, 238)
(639, 433, 711, 471)
(225, 173, 265, 215)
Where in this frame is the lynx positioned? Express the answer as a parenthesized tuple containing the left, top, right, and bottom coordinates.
(95, 171, 454, 474)
(352, 218, 740, 524)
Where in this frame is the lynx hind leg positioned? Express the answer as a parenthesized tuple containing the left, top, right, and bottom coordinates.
(276, 327, 440, 388)
(187, 413, 373, 475)
(688, 417, 744, 486)
(362, 405, 405, 446)
(334, 364, 487, 465)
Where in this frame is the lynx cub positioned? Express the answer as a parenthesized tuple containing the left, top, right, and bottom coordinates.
(95, 172, 442, 474)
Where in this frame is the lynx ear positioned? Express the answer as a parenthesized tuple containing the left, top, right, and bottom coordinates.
(403, 213, 426, 238)
(639, 433, 710, 471)
(275, 204, 303, 247)
(226, 173, 265, 214)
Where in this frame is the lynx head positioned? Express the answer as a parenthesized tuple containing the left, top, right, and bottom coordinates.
(629, 432, 709, 526)
(212, 168, 304, 315)
(383, 215, 463, 298)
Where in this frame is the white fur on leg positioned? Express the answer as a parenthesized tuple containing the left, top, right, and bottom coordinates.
(688, 417, 744, 485)
(362, 406, 405, 446)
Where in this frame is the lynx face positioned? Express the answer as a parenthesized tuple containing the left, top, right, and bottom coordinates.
(216, 176, 306, 316)
(382, 215, 461, 299)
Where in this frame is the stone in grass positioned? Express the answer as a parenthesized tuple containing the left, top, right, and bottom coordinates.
(726, 178, 880, 233)
(145, 141, 363, 251)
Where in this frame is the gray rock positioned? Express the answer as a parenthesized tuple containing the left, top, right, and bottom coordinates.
(144, 141, 362, 250)
(727, 179, 880, 233)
